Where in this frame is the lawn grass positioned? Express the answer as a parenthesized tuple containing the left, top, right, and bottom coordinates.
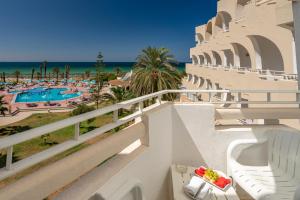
(0, 101, 134, 189)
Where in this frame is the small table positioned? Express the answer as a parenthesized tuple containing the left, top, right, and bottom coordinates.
(171, 165, 240, 200)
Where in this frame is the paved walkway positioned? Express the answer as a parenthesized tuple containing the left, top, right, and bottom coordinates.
(0, 112, 33, 126)
(0, 110, 71, 127)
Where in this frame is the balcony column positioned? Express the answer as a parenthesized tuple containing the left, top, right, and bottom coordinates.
(232, 44, 241, 68)
(198, 76, 202, 88)
(292, 37, 298, 74)
(204, 56, 208, 66)
(249, 36, 262, 70)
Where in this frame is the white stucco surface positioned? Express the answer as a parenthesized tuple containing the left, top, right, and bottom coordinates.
(52, 104, 300, 200)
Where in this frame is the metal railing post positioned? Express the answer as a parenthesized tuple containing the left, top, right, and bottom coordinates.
(135, 102, 144, 123)
(113, 110, 118, 122)
(267, 92, 271, 102)
(138, 102, 144, 113)
(74, 123, 80, 140)
(235, 92, 242, 108)
(6, 146, 13, 170)
(156, 95, 162, 105)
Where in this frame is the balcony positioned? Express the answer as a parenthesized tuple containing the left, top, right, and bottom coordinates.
(0, 90, 300, 199)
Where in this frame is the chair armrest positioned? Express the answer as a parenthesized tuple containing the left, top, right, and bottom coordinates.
(294, 185, 300, 200)
(227, 138, 267, 175)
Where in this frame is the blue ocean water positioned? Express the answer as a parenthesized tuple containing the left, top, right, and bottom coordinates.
(0, 62, 185, 74)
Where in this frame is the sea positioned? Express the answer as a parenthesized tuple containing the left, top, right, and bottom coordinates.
(0, 62, 186, 75)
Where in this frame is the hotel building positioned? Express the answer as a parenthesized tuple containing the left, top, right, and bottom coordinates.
(183, 0, 299, 96)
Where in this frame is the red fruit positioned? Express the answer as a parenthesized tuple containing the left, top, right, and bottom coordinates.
(195, 168, 205, 177)
(199, 167, 206, 171)
(214, 177, 230, 188)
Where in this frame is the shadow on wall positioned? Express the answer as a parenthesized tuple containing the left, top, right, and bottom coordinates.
(172, 107, 207, 168)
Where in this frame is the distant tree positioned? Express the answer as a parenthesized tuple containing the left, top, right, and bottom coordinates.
(36, 72, 41, 80)
(71, 104, 95, 116)
(85, 70, 91, 79)
(93, 52, 105, 109)
(102, 87, 135, 115)
(114, 67, 122, 77)
(14, 70, 21, 83)
(65, 65, 71, 82)
(52, 67, 60, 83)
(0, 96, 8, 116)
(2, 72, 5, 83)
(48, 72, 51, 81)
(43, 60, 48, 79)
(31, 68, 35, 82)
(131, 47, 181, 100)
(39, 64, 43, 80)
(71, 104, 96, 125)
(60, 72, 64, 79)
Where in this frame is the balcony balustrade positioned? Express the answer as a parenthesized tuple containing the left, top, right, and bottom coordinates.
(188, 64, 298, 81)
(1, 89, 300, 182)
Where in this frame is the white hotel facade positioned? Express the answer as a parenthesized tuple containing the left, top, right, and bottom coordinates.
(184, 0, 300, 94)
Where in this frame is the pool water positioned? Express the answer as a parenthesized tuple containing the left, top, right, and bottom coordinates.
(15, 87, 82, 103)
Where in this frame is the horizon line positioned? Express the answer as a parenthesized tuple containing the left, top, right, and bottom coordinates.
(0, 61, 188, 63)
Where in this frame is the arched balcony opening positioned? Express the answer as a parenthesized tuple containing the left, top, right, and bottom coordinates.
(192, 55, 199, 65)
(223, 49, 234, 67)
(215, 11, 232, 32)
(248, 35, 284, 71)
(196, 33, 204, 45)
(212, 51, 222, 67)
(205, 21, 213, 40)
(198, 55, 205, 65)
(232, 43, 252, 68)
(203, 52, 212, 66)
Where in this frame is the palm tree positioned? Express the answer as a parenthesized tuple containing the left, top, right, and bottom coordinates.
(31, 68, 35, 82)
(102, 87, 135, 115)
(14, 70, 21, 83)
(114, 67, 122, 77)
(93, 52, 105, 109)
(52, 67, 60, 83)
(43, 60, 48, 79)
(131, 47, 181, 100)
(103, 87, 135, 103)
(65, 65, 70, 82)
(2, 72, 5, 83)
(0, 95, 8, 116)
(37, 72, 41, 80)
(85, 70, 91, 79)
(39, 64, 43, 80)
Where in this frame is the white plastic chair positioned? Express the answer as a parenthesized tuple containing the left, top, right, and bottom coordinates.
(227, 131, 300, 200)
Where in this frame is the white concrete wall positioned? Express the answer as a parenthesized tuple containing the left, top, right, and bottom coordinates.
(293, 1, 300, 88)
(93, 104, 174, 200)
(171, 104, 270, 171)
(55, 104, 300, 200)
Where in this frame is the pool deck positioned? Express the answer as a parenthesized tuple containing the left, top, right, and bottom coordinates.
(0, 84, 92, 123)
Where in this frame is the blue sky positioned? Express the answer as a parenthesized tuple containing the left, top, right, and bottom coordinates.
(0, 0, 216, 62)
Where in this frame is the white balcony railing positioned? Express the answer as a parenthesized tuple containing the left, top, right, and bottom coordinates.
(189, 64, 298, 81)
(1, 89, 300, 181)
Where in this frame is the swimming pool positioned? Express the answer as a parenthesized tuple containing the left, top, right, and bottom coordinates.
(15, 87, 82, 103)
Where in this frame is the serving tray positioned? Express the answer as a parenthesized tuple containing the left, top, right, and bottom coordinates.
(194, 166, 232, 192)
